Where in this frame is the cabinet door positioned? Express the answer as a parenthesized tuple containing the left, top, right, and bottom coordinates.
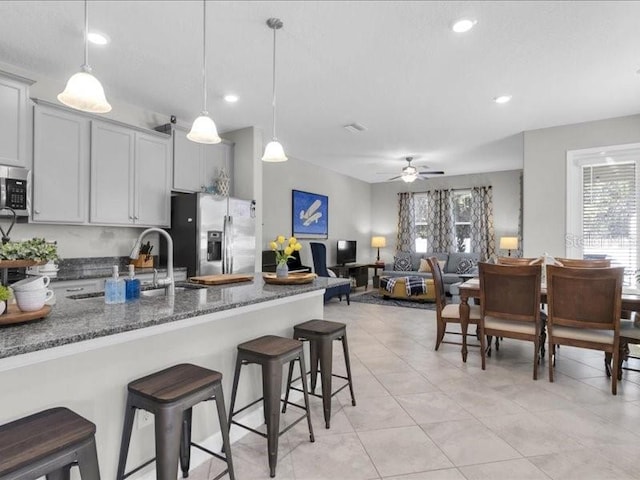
(0, 74, 29, 167)
(50, 279, 103, 297)
(32, 105, 89, 223)
(172, 128, 203, 192)
(202, 141, 234, 193)
(90, 121, 135, 225)
(135, 132, 171, 227)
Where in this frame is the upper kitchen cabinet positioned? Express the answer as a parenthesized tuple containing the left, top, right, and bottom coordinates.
(32, 104, 90, 223)
(0, 71, 33, 168)
(171, 127, 234, 193)
(90, 121, 171, 227)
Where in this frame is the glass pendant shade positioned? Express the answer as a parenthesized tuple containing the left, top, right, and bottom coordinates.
(187, 112, 221, 144)
(402, 173, 418, 183)
(58, 69, 112, 113)
(262, 140, 288, 162)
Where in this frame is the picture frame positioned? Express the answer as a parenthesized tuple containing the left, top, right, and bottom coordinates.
(292, 189, 328, 239)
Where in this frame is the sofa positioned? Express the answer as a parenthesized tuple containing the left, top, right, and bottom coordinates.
(382, 252, 480, 294)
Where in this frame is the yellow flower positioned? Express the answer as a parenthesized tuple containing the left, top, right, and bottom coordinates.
(284, 246, 293, 255)
(277, 235, 285, 244)
(289, 236, 297, 245)
(269, 241, 278, 250)
(294, 242, 302, 251)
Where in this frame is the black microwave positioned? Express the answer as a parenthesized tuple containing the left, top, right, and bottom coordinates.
(0, 165, 30, 218)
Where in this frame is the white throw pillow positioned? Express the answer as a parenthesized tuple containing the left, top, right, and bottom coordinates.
(418, 258, 431, 272)
(327, 269, 337, 278)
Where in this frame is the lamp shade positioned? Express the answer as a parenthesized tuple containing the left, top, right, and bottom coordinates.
(262, 140, 288, 162)
(371, 236, 386, 248)
(499, 236, 518, 250)
(187, 113, 221, 144)
(57, 70, 112, 113)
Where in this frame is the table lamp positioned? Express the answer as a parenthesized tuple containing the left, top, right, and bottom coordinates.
(499, 236, 518, 257)
(371, 236, 386, 264)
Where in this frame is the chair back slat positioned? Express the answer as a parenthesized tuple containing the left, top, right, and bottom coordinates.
(497, 257, 543, 266)
(479, 262, 542, 322)
(547, 265, 623, 331)
(427, 257, 447, 312)
(555, 258, 611, 268)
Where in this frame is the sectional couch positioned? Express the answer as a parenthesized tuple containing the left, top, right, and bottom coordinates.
(382, 251, 480, 294)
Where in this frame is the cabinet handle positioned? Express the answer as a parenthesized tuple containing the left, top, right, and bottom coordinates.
(66, 287, 85, 292)
(129, 215, 134, 220)
(134, 215, 139, 220)
(34, 209, 40, 214)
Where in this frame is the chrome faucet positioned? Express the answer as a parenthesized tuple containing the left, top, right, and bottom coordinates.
(129, 228, 175, 296)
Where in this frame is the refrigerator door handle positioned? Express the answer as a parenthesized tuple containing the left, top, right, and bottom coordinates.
(222, 215, 228, 274)
(227, 215, 233, 273)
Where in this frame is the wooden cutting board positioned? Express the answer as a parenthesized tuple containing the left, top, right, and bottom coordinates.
(189, 274, 254, 285)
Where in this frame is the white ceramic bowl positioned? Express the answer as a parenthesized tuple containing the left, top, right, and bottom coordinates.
(14, 288, 53, 312)
(12, 275, 50, 291)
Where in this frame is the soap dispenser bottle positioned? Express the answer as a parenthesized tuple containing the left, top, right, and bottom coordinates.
(105, 266, 126, 304)
(125, 264, 141, 300)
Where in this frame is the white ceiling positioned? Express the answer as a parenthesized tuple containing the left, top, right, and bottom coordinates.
(1, 1, 639, 183)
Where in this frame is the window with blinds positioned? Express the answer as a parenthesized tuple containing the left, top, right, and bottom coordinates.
(582, 162, 637, 283)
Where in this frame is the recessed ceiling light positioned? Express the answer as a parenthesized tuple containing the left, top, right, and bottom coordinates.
(224, 94, 239, 103)
(452, 18, 477, 33)
(494, 95, 512, 104)
(343, 122, 367, 133)
(87, 31, 109, 45)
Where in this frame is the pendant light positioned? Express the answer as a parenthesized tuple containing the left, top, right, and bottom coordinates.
(262, 18, 287, 162)
(58, 0, 111, 113)
(188, 0, 221, 144)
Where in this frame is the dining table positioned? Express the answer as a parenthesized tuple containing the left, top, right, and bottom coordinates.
(457, 277, 640, 362)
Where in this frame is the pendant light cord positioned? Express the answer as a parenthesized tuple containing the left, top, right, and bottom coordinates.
(202, 0, 208, 114)
(83, 0, 89, 71)
(271, 26, 277, 140)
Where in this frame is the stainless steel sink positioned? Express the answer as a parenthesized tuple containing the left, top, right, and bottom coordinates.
(140, 283, 206, 297)
(67, 282, 206, 300)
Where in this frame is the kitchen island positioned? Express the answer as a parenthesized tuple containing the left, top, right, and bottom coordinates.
(0, 273, 349, 479)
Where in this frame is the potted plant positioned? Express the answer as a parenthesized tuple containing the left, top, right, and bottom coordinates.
(0, 238, 59, 263)
(0, 285, 12, 315)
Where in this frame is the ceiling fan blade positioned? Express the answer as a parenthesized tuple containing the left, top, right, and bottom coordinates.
(417, 170, 444, 175)
(387, 175, 402, 181)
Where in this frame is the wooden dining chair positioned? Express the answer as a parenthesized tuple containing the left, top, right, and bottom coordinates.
(428, 257, 481, 351)
(555, 257, 611, 268)
(546, 265, 624, 395)
(478, 262, 543, 379)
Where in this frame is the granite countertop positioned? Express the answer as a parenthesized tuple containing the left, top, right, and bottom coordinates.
(46, 256, 185, 282)
(0, 274, 350, 360)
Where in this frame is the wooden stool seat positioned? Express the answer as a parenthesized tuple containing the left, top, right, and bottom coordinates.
(229, 335, 314, 478)
(238, 335, 303, 358)
(293, 319, 345, 336)
(128, 363, 222, 403)
(117, 363, 234, 480)
(284, 319, 356, 429)
(0, 407, 100, 480)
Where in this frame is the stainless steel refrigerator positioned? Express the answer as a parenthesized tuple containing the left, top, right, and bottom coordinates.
(166, 193, 256, 277)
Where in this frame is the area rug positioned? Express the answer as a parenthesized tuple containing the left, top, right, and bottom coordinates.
(350, 291, 437, 310)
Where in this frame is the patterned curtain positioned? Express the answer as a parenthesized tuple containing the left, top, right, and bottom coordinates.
(470, 186, 496, 260)
(425, 189, 455, 253)
(396, 192, 415, 252)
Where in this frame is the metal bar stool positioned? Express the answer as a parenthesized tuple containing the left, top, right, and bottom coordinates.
(0, 407, 100, 480)
(283, 319, 356, 428)
(228, 335, 314, 478)
(116, 363, 235, 480)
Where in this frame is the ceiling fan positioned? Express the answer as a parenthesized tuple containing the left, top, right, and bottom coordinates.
(383, 157, 445, 183)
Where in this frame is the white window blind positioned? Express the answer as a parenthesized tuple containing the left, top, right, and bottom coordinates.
(582, 162, 637, 283)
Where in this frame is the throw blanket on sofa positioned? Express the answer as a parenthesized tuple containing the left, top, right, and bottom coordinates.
(381, 276, 427, 296)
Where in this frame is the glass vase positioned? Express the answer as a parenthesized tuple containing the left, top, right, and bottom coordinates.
(276, 262, 289, 278)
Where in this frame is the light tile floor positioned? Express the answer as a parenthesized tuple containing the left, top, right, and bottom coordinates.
(194, 299, 640, 480)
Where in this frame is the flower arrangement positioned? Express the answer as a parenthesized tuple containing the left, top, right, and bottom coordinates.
(270, 235, 302, 267)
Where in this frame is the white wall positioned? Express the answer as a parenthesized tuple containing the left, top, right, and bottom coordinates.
(262, 157, 372, 267)
(523, 113, 640, 257)
(371, 170, 522, 263)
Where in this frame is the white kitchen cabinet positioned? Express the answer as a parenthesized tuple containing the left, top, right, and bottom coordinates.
(32, 104, 90, 224)
(50, 278, 104, 297)
(90, 121, 171, 226)
(0, 72, 32, 168)
(171, 127, 234, 193)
